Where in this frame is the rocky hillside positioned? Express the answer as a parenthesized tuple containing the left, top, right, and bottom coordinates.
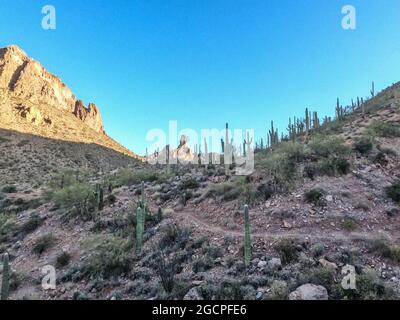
(0, 47, 400, 301)
(0, 45, 140, 159)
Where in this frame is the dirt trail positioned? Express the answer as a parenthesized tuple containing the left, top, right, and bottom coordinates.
(172, 209, 393, 243)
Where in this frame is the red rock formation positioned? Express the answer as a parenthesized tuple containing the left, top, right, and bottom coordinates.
(0, 45, 106, 134)
(73, 100, 105, 134)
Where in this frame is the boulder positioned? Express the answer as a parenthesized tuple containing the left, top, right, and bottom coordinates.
(289, 284, 328, 300)
(183, 287, 203, 300)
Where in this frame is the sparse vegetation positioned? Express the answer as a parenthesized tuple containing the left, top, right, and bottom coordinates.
(353, 137, 373, 155)
(385, 181, 400, 203)
(274, 239, 298, 265)
(56, 251, 71, 268)
(32, 234, 56, 255)
(304, 189, 326, 207)
(1, 185, 16, 193)
(80, 234, 133, 279)
(369, 122, 400, 138)
(367, 238, 400, 264)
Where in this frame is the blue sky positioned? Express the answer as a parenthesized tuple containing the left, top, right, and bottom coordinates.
(1, 0, 400, 155)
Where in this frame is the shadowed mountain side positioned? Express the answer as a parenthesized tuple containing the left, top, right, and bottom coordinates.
(0, 128, 144, 186)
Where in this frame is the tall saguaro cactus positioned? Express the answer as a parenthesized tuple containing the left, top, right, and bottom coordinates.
(1, 253, 10, 300)
(243, 205, 252, 268)
(224, 123, 231, 176)
(135, 181, 147, 256)
(135, 207, 144, 255)
(305, 108, 310, 140)
(371, 81, 375, 97)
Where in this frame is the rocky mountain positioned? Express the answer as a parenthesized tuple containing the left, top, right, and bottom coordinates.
(1, 45, 400, 302)
(0, 45, 138, 159)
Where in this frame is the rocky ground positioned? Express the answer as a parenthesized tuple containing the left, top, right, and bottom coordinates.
(1, 49, 400, 300)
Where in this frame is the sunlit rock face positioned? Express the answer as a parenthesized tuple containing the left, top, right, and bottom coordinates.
(0, 45, 104, 134)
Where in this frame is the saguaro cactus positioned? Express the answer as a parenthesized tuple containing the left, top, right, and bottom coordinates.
(371, 81, 375, 97)
(95, 184, 104, 211)
(244, 205, 251, 268)
(224, 123, 231, 176)
(1, 252, 10, 300)
(135, 207, 144, 255)
(135, 181, 147, 256)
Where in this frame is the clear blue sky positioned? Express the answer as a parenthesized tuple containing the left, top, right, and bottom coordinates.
(1, 0, 400, 155)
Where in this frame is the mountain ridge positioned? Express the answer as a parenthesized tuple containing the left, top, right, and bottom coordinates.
(0, 45, 141, 160)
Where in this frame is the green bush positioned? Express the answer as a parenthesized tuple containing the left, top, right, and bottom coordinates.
(385, 181, 400, 203)
(308, 135, 349, 158)
(353, 138, 373, 155)
(369, 122, 400, 138)
(180, 178, 200, 190)
(274, 239, 298, 265)
(367, 238, 400, 263)
(0, 213, 17, 243)
(80, 234, 133, 279)
(258, 152, 297, 189)
(341, 217, 358, 231)
(2, 185, 17, 193)
(306, 158, 350, 178)
(304, 189, 326, 207)
(50, 182, 96, 217)
(20, 213, 44, 235)
(33, 234, 56, 255)
(159, 225, 191, 251)
(115, 168, 158, 186)
(270, 280, 289, 300)
(56, 251, 71, 268)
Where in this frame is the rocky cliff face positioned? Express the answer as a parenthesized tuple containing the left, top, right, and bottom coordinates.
(0, 45, 104, 134)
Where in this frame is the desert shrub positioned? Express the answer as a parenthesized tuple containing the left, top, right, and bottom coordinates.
(56, 251, 71, 268)
(170, 279, 191, 300)
(33, 234, 56, 255)
(107, 194, 117, 204)
(19, 213, 44, 235)
(204, 245, 224, 259)
(0, 136, 11, 144)
(257, 151, 297, 190)
(154, 251, 182, 294)
(369, 122, 400, 138)
(353, 138, 373, 155)
(270, 280, 289, 300)
(341, 217, 358, 231)
(311, 243, 325, 258)
(306, 158, 350, 178)
(0, 213, 17, 243)
(304, 189, 326, 207)
(367, 238, 400, 263)
(159, 225, 191, 251)
(80, 234, 133, 279)
(50, 182, 96, 217)
(180, 178, 200, 190)
(214, 279, 244, 300)
(304, 267, 336, 289)
(2, 185, 17, 193)
(193, 256, 215, 273)
(385, 181, 400, 203)
(356, 269, 389, 300)
(308, 135, 349, 158)
(208, 176, 258, 202)
(48, 171, 80, 189)
(274, 239, 298, 265)
(115, 168, 158, 186)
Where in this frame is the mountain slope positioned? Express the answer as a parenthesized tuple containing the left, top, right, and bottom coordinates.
(0, 45, 141, 160)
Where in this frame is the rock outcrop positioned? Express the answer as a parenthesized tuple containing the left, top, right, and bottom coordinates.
(0, 45, 104, 134)
(73, 101, 104, 134)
